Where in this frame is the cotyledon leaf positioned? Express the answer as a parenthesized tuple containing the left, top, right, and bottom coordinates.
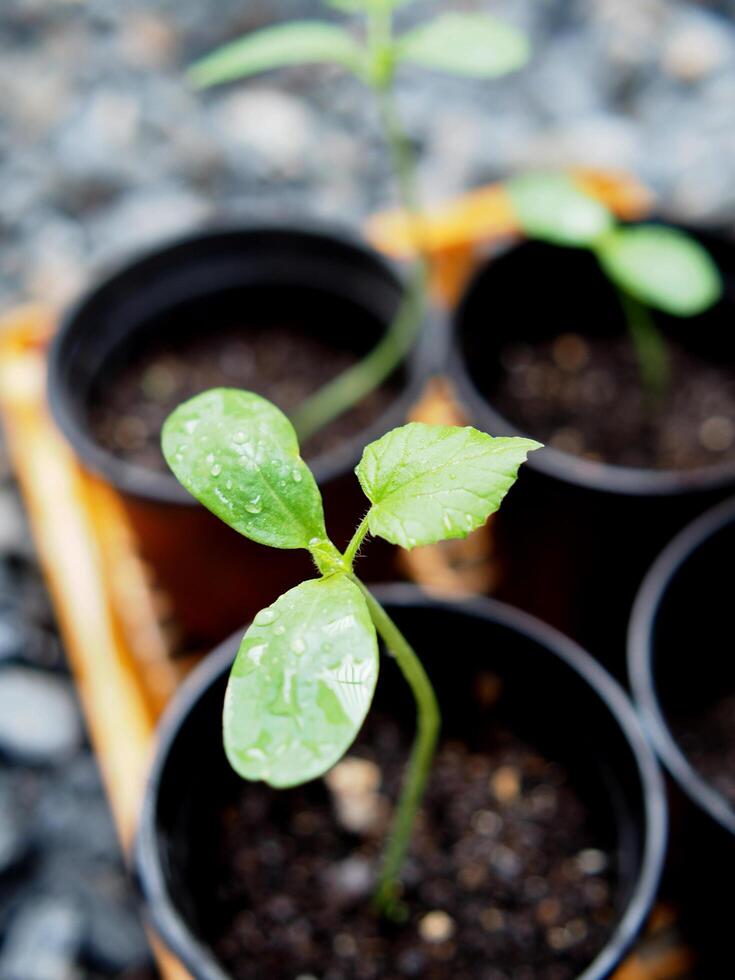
(224, 576, 379, 788)
(162, 388, 328, 550)
(397, 13, 530, 79)
(596, 225, 722, 316)
(356, 422, 541, 549)
(508, 172, 614, 247)
(188, 21, 363, 88)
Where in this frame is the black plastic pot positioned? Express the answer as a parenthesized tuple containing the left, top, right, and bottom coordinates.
(136, 584, 666, 980)
(450, 227, 735, 672)
(48, 225, 438, 649)
(628, 497, 735, 969)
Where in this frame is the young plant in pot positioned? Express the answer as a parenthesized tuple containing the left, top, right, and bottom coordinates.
(451, 171, 735, 669)
(135, 387, 666, 979)
(628, 496, 735, 972)
(48, 1, 530, 649)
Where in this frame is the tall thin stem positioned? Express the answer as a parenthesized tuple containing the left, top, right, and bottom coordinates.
(292, 6, 428, 443)
(350, 576, 441, 919)
(617, 288, 670, 399)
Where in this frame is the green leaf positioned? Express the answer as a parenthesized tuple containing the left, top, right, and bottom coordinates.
(224, 576, 379, 787)
(597, 225, 723, 316)
(509, 172, 614, 247)
(397, 13, 530, 78)
(188, 21, 363, 88)
(162, 388, 328, 550)
(356, 423, 541, 549)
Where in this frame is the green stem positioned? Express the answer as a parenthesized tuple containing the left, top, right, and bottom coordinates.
(617, 288, 671, 400)
(291, 6, 428, 444)
(343, 514, 371, 569)
(350, 575, 441, 919)
(292, 262, 427, 441)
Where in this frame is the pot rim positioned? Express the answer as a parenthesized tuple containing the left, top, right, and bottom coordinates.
(136, 584, 667, 980)
(628, 495, 735, 837)
(450, 234, 735, 499)
(48, 219, 440, 506)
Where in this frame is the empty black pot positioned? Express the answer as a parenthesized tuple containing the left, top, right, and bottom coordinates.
(628, 496, 735, 970)
(450, 227, 735, 673)
(136, 584, 666, 980)
(48, 225, 438, 649)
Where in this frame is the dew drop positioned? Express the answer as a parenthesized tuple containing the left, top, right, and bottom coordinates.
(309, 537, 322, 546)
(225, 479, 233, 491)
(443, 514, 453, 531)
(245, 495, 262, 514)
(211, 463, 222, 477)
(233, 431, 246, 443)
(254, 608, 276, 626)
(274, 625, 285, 636)
(290, 636, 306, 655)
(184, 419, 199, 434)
(206, 452, 215, 465)
(292, 469, 303, 483)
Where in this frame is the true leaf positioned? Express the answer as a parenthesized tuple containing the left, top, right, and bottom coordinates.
(397, 13, 530, 78)
(356, 423, 541, 549)
(509, 172, 614, 247)
(597, 225, 722, 316)
(224, 576, 379, 787)
(162, 388, 328, 550)
(188, 21, 363, 88)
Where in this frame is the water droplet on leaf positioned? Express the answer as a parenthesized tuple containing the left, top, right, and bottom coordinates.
(254, 608, 276, 626)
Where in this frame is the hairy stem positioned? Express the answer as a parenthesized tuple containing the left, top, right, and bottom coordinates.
(292, 7, 428, 443)
(617, 288, 671, 399)
(351, 576, 441, 919)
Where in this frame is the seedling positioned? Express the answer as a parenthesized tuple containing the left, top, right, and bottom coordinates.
(163, 387, 539, 917)
(508, 172, 723, 398)
(188, 0, 530, 439)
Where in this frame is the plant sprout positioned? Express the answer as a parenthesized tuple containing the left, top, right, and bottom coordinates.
(188, 0, 530, 440)
(163, 387, 540, 917)
(508, 172, 723, 398)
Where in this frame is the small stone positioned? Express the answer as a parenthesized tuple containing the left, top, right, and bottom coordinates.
(0, 898, 83, 980)
(326, 857, 373, 902)
(471, 809, 502, 836)
(662, 16, 731, 82)
(418, 910, 455, 943)
(550, 427, 586, 456)
(699, 415, 734, 452)
(0, 616, 25, 663)
(0, 667, 83, 765)
(536, 897, 561, 926)
(325, 757, 386, 834)
(458, 863, 487, 890)
(490, 765, 521, 804)
(480, 907, 505, 932)
(552, 333, 589, 372)
(333, 932, 357, 958)
(576, 848, 609, 875)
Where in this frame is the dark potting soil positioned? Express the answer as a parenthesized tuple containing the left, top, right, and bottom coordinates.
(493, 333, 735, 471)
(674, 693, 735, 810)
(88, 323, 398, 469)
(200, 714, 617, 980)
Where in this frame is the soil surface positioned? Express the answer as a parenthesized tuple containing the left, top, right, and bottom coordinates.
(674, 693, 735, 809)
(89, 322, 398, 469)
(200, 714, 617, 980)
(493, 333, 735, 471)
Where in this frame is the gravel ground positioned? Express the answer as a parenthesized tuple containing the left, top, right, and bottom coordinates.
(1, 0, 735, 976)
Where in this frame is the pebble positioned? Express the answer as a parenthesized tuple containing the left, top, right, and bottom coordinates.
(0, 667, 82, 765)
(0, 898, 84, 980)
(699, 415, 735, 452)
(418, 910, 455, 943)
(490, 765, 522, 804)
